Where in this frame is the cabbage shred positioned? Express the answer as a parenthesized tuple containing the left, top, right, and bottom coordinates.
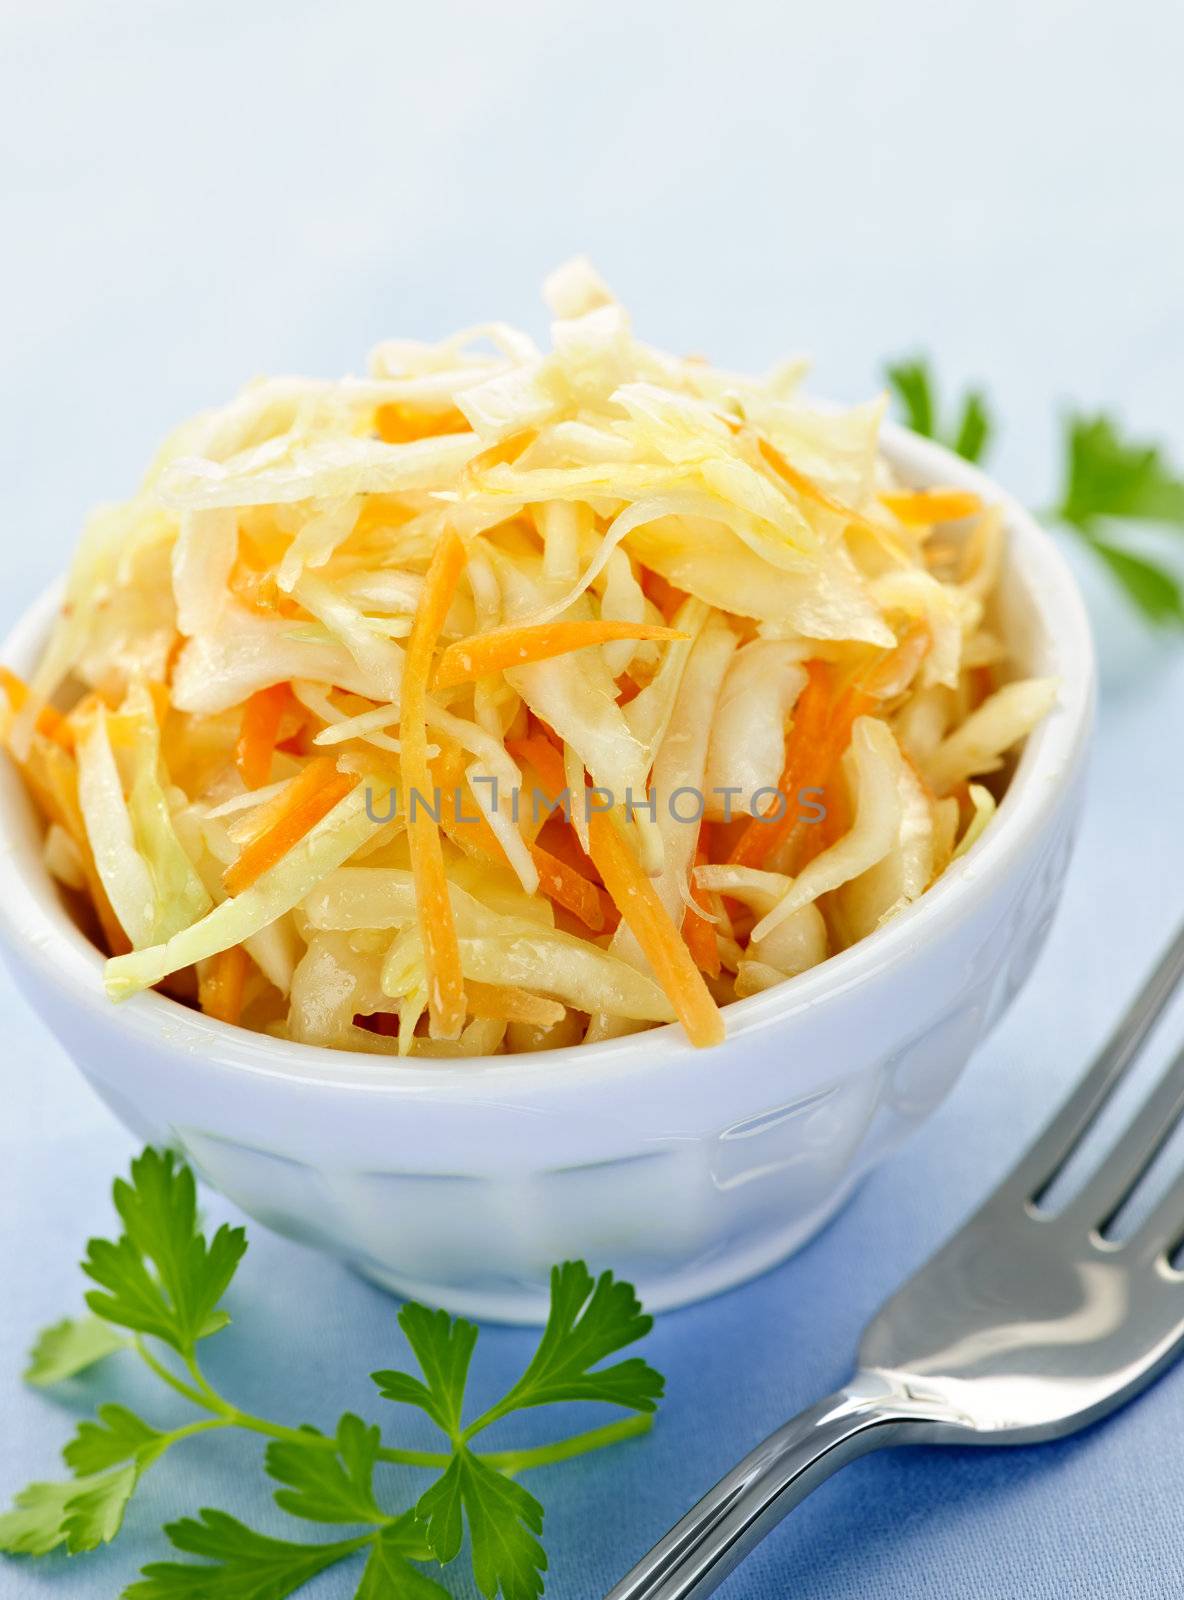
(0, 260, 1056, 1054)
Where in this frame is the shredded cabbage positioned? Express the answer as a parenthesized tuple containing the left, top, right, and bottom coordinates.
(750, 717, 905, 942)
(703, 641, 808, 820)
(3, 260, 1055, 1054)
(924, 679, 1058, 795)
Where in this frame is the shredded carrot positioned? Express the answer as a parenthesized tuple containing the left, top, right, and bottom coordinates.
(535, 819, 619, 933)
(808, 762, 850, 863)
(850, 622, 930, 702)
(730, 660, 834, 869)
(464, 981, 565, 1028)
(32, 737, 130, 954)
(199, 944, 249, 1025)
(640, 569, 688, 623)
(506, 733, 568, 798)
(146, 681, 171, 724)
(401, 527, 469, 1039)
(731, 626, 929, 872)
(435, 753, 605, 933)
(588, 809, 724, 1048)
(460, 428, 538, 487)
(376, 403, 469, 443)
(235, 684, 293, 790)
(534, 812, 590, 869)
(0, 667, 74, 750)
(507, 735, 619, 930)
(683, 839, 721, 978)
(434, 620, 686, 689)
(880, 488, 983, 525)
(529, 842, 604, 932)
(438, 790, 508, 866)
(356, 1011, 400, 1038)
(223, 756, 357, 895)
(755, 435, 887, 542)
(229, 530, 304, 619)
(969, 663, 994, 708)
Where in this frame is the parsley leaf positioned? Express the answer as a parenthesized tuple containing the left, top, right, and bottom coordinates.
(417, 1450, 546, 1600)
(1053, 414, 1184, 625)
(1086, 537, 1184, 625)
(1058, 413, 1184, 532)
(24, 1315, 130, 1386)
(0, 1465, 139, 1555)
(371, 1302, 479, 1436)
(357, 1517, 448, 1600)
(884, 357, 994, 463)
(484, 1262, 664, 1419)
(373, 1265, 658, 1599)
(125, 1511, 369, 1599)
(952, 391, 991, 466)
(64, 1405, 167, 1475)
(9, 1146, 667, 1600)
(884, 358, 933, 439)
(82, 1148, 246, 1353)
(266, 1414, 386, 1524)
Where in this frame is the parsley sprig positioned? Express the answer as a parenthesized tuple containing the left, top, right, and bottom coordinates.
(884, 356, 993, 465)
(885, 358, 1184, 627)
(1052, 414, 1184, 625)
(0, 1148, 663, 1598)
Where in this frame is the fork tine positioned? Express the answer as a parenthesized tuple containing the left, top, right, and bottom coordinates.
(1003, 921, 1184, 1205)
(1061, 1041, 1184, 1232)
(1130, 1159, 1184, 1263)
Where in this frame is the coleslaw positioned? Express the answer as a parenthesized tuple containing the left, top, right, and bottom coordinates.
(0, 260, 1055, 1054)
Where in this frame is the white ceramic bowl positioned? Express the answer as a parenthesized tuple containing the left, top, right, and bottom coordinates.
(0, 425, 1094, 1322)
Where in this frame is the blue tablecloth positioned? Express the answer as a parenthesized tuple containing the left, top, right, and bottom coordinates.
(4, 566, 1184, 1599)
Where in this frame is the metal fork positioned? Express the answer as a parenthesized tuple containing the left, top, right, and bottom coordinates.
(608, 923, 1184, 1600)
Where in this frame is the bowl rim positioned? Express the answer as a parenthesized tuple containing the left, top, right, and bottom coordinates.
(0, 421, 1095, 1093)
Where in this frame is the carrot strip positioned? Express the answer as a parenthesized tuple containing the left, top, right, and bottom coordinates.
(199, 945, 249, 1025)
(507, 735, 618, 929)
(234, 754, 338, 845)
(729, 660, 834, 869)
(683, 840, 720, 978)
(434, 621, 686, 689)
(755, 436, 887, 541)
(438, 793, 508, 866)
(401, 527, 469, 1039)
(146, 681, 171, 724)
(460, 428, 539, 487)
(640, 570, 688, 623)
(880, 488, 983, 525)
(0, 667, 74, 750)
(223, 756, 356, 895)
(437, 775, 605, 934)
(235, 684, 293, 790)
(228, 543, 304, 619)
(529, 842, 604, 932)
(506, 734, 568, 798)
(464, 981, 565, 1028)
(20, 735, 129, 955)
(587, 810, 724, 1048)
(730, 626, 929, 872)
(355, 1011, 401, 1038)
(376, 403, 469, 443)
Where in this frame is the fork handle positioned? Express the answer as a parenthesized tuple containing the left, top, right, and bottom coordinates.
(605, 1388, 924, 1600)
